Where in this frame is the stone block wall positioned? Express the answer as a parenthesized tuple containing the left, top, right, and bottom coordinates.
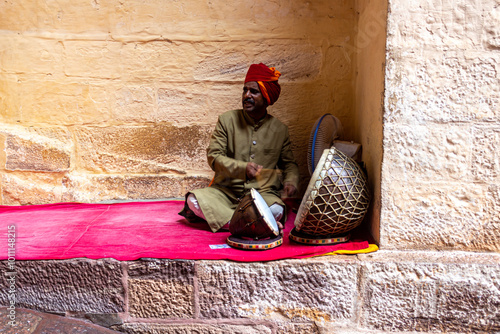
(0, 0, 359, 205)
(1, 0, 500, 332)
(354, 0, 387, 244)
(1, 252, 499, 333)
(381, 0, 500, 251)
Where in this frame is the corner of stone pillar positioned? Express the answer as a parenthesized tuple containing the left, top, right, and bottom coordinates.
(0, 133, 5, 169)
(0, 133, 5, 205)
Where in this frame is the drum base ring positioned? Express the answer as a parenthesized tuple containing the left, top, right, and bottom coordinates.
(289, 227, 350, 245)
(227, 234, 283, 251)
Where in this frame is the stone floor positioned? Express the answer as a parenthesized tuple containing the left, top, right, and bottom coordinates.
(0, 307, 119, 334)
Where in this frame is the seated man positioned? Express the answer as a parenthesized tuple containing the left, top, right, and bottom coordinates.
(179, 63, 299, 232)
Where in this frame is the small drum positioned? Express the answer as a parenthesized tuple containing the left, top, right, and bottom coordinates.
(227, 188, 282, 250)
(290, 147, 370, 245)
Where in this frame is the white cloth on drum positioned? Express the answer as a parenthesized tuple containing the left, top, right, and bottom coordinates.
(187, 193, 206, 220)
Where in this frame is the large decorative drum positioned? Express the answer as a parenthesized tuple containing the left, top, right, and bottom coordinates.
(290, 147, 370, 245)
(227, 188, 282, 250)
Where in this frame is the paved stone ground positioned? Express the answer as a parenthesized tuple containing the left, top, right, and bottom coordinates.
(0, 307, 120, 333)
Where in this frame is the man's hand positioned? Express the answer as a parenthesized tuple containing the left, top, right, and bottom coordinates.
(246, 162, 263, 180)
(277, 221, 284, 236)
(283, 182, 297, 198)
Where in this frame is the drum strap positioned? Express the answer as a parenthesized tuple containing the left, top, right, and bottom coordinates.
(237, 201, 253, 212)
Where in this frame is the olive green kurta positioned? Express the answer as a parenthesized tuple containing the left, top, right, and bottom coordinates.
(191, 109, 299, 232)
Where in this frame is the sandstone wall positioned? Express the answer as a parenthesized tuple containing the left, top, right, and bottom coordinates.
(1, 252, 499, 333)
(354, 0, 387, 244)
(0, 0, 358, 205)
(381, 0, 500, 251)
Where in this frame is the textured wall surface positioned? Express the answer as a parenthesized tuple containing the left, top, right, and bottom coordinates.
(0, 0, 359, 204)
(354, 0, 387, 244)
(381, 0, 500, 251)
(3, 0, 500, 332)
(1, 253, 499, 333)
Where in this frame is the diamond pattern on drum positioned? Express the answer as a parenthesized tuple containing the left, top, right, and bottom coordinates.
(296, 148, 370, 236)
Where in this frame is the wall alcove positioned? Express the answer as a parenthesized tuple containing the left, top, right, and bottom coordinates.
(0, 0, 387, 246)
(2, 1, 500, 333)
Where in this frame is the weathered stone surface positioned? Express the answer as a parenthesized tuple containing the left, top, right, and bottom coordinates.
(124, 175, 183, 199)
(383, 123, 472, 182)
(485, 4, 500, 49)
(63, 41, 123, 80)
(472, 126, 500, 180)
(0, 35, 64, 75)
(63, 41, 198, 82)
(128, 279, 194, 319)
(62, 173, 204, 203)
(381, 181, 500, 251)
(276, 322, 321, 334)
(359, 251, 500, 332)
(73, 124, 212, 173)
(0, 1, 110, 33)
(157, 82, 241, 127)
(121, 42, 199, 81)
(114, 323, 273, 334)
(128, 259, 195, 280)
(0, 0, 354, 41)
(197, 258, 359, 321)
(0, 307, 121, 333)
(0, 75, 110, 125)
(112, 85, 156, 123)
(85, 313, 124, 328)
(382, 0, 500, 253)
(0, 260, 125, 314)
(0, 306, 44, 333)
(18, 79, 110, 125)
(274, 82, 351, 128)
(0, 126, 72, 172)
(345, 8, 386, 57)
(355, 0, 387, 245)
(114, 322, 403, 334)
(384, 51, 499, 125)
(181, 175, 212, 194)
(0, 253, 498, 333)
(127, 260, 195, 319)
(0, 133, 6, 169)
(109, 0, 354, 42)
(324, 46, 352, 81)
(276, 322, 398, 334)
(386, 0, 499, 50)
(0, 134, 6, 206)
(62, 174, 127, 203)
(1, 173, 63, 205)
(194, 42, 322, 82)
(0, 75, 21, 123)
(4, 135, 70, 172)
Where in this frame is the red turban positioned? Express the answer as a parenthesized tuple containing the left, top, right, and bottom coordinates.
(244, 63, 281, 106)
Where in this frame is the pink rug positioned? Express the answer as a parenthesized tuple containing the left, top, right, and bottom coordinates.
(0, 200, 372, 262)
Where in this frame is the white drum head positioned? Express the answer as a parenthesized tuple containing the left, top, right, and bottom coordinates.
(251, 188, 279, 234)
(295, 149, 330, 231)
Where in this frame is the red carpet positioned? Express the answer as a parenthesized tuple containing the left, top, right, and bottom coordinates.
(0, 200, 373, 262)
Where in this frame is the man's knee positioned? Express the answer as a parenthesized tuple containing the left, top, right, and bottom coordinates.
(269, 203, 284, 222)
